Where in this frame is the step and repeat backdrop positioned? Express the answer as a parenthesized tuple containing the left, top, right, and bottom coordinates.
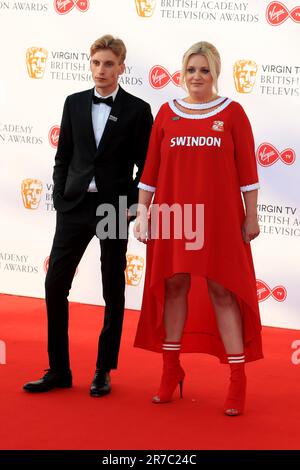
(0, 0, 299, 334)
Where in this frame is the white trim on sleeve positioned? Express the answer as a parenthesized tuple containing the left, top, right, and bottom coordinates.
(240, 182, 260, 192)
(138, 182, 156, 192)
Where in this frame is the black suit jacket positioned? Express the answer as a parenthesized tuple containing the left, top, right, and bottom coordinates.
(52, 86, 153, 213)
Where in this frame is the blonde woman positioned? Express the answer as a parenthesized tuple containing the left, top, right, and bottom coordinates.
(134, 41, 262, 416)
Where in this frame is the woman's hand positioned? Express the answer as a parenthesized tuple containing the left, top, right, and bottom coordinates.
(242, 214, 260, 243)
(133, 215, 148, 244)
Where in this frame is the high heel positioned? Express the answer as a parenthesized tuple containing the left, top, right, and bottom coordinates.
(224, 353, 246, 416)
(152, 366, 185, 403)
(152, 342, 185, 404)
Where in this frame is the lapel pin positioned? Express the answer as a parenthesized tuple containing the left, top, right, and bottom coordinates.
(109, 115, 118, 122)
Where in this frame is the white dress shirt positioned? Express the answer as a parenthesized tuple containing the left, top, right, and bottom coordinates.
(87, 85, 119, 192)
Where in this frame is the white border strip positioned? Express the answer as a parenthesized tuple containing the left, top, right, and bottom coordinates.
(240, 182, 260, 192)
(138, 182, 156, 192)
(176, 96, 226, 110)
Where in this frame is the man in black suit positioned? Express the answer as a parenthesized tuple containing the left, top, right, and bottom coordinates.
(23, 35, 153, 396)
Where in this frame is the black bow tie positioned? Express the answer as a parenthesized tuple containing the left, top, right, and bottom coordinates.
(92, 95, 114, 107)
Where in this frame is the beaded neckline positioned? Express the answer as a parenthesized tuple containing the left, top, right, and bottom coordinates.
(168, 98, 232, 120)
(176, 96, 226, 110)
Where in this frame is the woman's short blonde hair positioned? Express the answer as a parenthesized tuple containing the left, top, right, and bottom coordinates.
(180, 41, 221, 93)
(90, 35, 126, 64)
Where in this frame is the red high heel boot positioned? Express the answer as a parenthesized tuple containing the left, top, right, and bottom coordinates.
(224, 353, 246, 416)
(152, 342, 185, 404)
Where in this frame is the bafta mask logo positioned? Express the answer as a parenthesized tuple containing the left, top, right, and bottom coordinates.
(125, 254, 144, 286)
(233, 60, 258, 93)
(49, 125, 60, 148)
(135, 0, 156, 17)
(21, 178, 43, 209)
(26, 47, 48, 79)
(266, 2, 300, 26)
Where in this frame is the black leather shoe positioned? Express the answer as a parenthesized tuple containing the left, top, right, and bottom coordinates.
(23, 369, 72, 393)
(90, 370, 111, 397)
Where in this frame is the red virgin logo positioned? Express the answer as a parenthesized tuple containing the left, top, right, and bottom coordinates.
(266, 2, 300, 25)
(149, 65, 180, 89)
(48, 125, 60, 148)
(256, 143, 296, 167)
(54, 0, 89, 15)
(256, 279, 287, 302)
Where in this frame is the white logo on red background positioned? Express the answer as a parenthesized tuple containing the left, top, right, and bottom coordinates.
(256, 279, 287, 302)
(54, 0, 89, 15)
(44, 256, 78, 276)
(0, 340, 6, 365)
(266, 2, 300, 25)
(212, 121, 224, 132)
(256, 143, 296, 167)
(149, 66, 180, 89)
(291, 339, 300, 364)
(48, 126, 60, 148)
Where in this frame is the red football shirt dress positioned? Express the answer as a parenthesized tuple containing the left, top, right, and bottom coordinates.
(134, 98, 263, 363)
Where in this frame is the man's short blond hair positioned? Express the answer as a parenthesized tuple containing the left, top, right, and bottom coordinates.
(90, 35, 126, 63)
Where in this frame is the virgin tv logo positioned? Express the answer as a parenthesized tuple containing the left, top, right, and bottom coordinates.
(125, 254, 144, 286)
(256, 143, 296, 167)
(256, 279, 287, 302)
(49, 126, 60, 148)
(54, 0, 89, 14)
(266, 2, 300, 25)
(135, 0, 156, 17)
(149, 66, 180, 89)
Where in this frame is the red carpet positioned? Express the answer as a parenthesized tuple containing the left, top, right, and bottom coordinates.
(0, 293, 300, 450)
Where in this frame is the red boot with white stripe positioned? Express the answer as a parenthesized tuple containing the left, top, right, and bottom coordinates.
(152, 342, 185, 404)
(224, 353, 246, 416)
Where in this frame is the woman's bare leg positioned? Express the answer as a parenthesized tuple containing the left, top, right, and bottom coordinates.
(164, 273, 191, 341)
(207, 279, 243, 353)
